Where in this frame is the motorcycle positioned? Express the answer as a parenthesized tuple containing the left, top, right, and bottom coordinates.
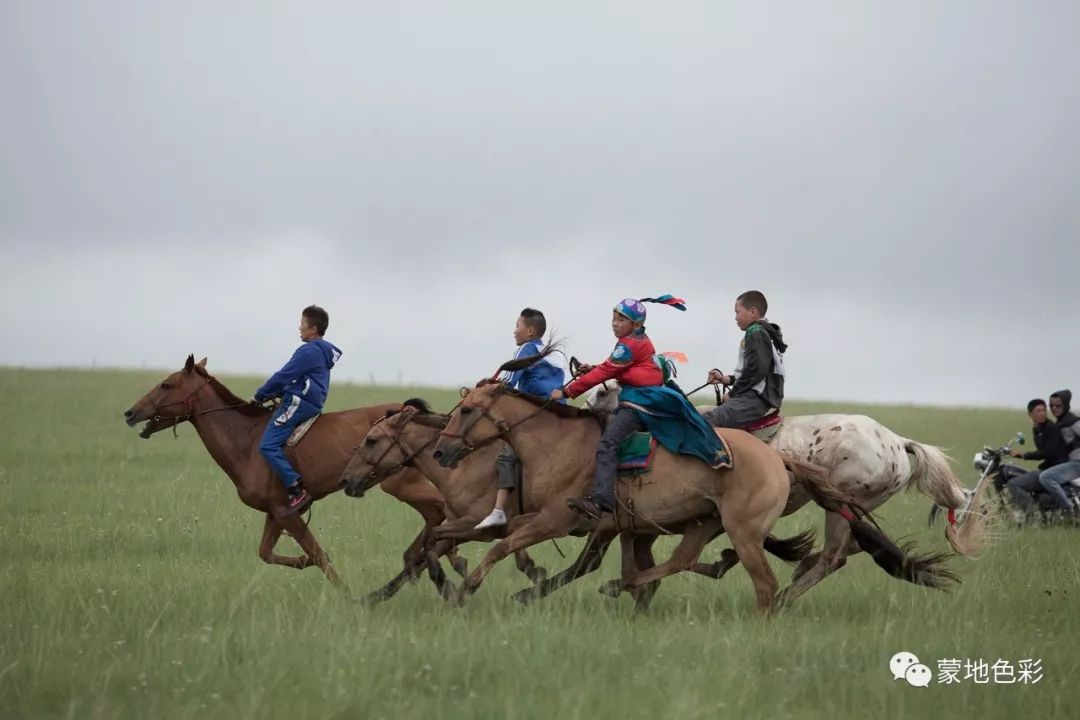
(929, 432, 1080, 525)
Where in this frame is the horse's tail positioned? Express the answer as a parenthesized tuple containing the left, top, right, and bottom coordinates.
(779, 450, 960, 591)
(905, 439, 990, 557)
(764, 529, 817, 564)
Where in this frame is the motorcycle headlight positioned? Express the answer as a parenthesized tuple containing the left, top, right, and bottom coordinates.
(972, 452, 989, 472)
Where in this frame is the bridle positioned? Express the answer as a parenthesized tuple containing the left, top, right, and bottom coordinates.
(145, 375, 251, 432)
(437, 383, 554, 461)
(356, 412, 442, 485)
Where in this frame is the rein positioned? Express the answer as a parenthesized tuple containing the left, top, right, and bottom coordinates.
(357, 397, 465, 484)
(148, 376, 253, 434)
(437, 385, 555, 460)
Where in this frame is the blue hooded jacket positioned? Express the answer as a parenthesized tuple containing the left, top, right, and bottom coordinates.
(255, 338, 343, 411)
(506, 340, 566, 400)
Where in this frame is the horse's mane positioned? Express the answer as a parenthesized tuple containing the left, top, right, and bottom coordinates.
(496, 385, 600, 421)
(496, 338, 566, 374)
(385, 397, 450, 429)
(196, 367, 270, 417)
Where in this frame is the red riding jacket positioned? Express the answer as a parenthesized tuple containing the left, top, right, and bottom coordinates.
(565, 329, 663, 399)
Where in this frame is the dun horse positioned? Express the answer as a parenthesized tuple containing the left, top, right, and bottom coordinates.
(429, 350, 963, 611)
(587, 383, 991, 605)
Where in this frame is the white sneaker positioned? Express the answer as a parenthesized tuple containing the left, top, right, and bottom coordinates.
(474, 508, 507, 530)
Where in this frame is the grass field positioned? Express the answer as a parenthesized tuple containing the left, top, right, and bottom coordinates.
(2, 366, 1078, 719)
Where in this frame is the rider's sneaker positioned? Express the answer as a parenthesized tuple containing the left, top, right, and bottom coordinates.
(566, 496, 605, 521)
(285, 486, 313, 515)
(474, 508, 507, 530)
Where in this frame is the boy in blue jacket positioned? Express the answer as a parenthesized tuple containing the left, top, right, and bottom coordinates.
(474, 308, 565, 529)
(253, 305, 343, 514)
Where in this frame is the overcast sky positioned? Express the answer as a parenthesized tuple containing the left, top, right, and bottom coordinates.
(2, 1, 1077, 408)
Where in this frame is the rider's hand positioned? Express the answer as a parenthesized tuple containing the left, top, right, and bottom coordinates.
(250, 396, 262, 406)
(576, 363, 594, 375)
(550, 389, 566, 401)
(1010, 448, 1024, 459)
(707, 369, 724, 385)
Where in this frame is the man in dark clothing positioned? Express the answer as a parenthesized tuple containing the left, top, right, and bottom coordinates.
(1038, 390, 1080, 514)
(1007, 398, 1071, 515)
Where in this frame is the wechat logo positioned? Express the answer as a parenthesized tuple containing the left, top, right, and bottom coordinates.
(890, 651, 932, 688)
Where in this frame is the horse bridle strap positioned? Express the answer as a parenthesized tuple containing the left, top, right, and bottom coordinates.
(151, 376, 250, 424)
(362, 415, 442, 483)
(438, 386, 553, 458)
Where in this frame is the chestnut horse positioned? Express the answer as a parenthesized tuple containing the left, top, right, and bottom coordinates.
(124, 354, 461, 593)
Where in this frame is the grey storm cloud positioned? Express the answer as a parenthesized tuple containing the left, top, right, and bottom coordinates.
(2, 1, 1078, 407)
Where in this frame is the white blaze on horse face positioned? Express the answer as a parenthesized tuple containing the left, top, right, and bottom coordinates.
(890, 651, 920, 681)
(905, 664, 932, 688)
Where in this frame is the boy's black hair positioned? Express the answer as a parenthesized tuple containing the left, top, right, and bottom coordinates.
(303, 305, 329, 335)
(1027, 398, 1046, 413)
(736, 290, 768, 316)
(519, 307, 547, 337)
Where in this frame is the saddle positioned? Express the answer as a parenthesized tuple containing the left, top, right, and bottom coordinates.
(740, 412, 782, 443)
(286, 415, 320, 448)
(616, 430, 734, 475)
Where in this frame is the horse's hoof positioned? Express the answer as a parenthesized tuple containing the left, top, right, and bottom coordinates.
(512, 587, 539, 605)
(598, 580, 623, 598)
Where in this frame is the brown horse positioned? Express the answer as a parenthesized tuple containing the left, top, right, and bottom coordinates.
(123, 354, 460, 593)
(341, 401, 817, 607)
(432, 376, 960, 611)
(341, 400, 553, 596)
(430, 380, 801, 611)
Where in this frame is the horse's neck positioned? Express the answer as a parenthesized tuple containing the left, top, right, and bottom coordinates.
(188, 396, 267, 484)
(504, 404, 597, 467)
(404, 425, 452, 488)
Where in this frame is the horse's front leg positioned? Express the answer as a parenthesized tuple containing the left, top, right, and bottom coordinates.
(257, 514, 314, 569)
(278, 513, 346, 588)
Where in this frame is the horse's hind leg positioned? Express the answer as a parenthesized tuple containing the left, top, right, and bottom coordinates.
(279, 514, 345, 588)
(629, 535, 661, 611)
(777, 511, 854, 608)
(616, 521, 723, 595)
(258, 514, 315, 569)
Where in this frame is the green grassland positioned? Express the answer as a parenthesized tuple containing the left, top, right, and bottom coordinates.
(1, 367, 1077, 719)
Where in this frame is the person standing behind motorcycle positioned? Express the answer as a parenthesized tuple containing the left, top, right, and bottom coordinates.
(1007, 398, 1071, 516)
(1037, 390, 1080, 516)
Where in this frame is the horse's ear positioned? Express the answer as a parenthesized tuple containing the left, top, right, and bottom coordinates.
(184, 354, 195, 373)
(197, 357, 207, 368)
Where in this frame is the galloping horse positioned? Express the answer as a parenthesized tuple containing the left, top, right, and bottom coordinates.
(429, 351, 957, 612)
(587, 383, 991, 604)
(341, 400, 812, 605)
(123, 354, 458, 591)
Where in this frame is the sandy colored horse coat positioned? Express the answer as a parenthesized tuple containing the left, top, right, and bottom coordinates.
(586, 383, 990, 604)
(431, 382, 793, 611)
(124, 355, 457, 591)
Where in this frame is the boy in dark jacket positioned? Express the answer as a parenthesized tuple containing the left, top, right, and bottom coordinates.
(703, 290, 787, 428)
(254, 305, 342, 514)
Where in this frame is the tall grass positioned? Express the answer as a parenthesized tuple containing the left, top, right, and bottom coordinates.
(1, 368, 1076, 719)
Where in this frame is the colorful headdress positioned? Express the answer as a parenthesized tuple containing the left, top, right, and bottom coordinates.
(613, 294, 687, 324)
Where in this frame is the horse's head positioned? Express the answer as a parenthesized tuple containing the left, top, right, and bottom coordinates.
(341, 407, 418, 497)
(433, 381, 509, 468)
(586, 382, 621, 414)
(124, 354, 210, 438)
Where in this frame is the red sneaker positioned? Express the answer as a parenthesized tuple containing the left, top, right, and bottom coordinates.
(285, 488, 313, 515)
